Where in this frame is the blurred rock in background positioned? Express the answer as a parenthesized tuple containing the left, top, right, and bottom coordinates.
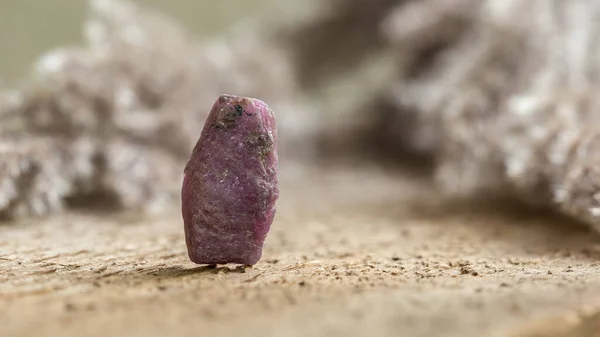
(378, 0, 600, 233)
(0, 0, 317, 218)
(3, 0, 600, 235)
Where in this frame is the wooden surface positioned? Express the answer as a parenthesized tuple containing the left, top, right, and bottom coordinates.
(2, 161, 600, 337)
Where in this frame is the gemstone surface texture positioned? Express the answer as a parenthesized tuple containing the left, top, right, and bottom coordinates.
(181, 94, 279, 265)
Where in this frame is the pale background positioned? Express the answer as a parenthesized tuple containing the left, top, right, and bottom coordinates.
(0, 0, 279, 83)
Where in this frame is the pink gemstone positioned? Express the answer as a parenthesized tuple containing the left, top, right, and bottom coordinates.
(181, 94, 279, 265)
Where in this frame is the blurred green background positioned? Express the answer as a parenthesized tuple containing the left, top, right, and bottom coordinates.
(0, 0, 277, 84)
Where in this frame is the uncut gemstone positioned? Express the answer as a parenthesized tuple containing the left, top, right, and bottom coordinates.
(181, 94, 279, 265)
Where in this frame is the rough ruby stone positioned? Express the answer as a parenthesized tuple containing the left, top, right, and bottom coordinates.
(181, 94, 279, 265)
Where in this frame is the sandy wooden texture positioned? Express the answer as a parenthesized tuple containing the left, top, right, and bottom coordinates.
(2, 161, 600, 337)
